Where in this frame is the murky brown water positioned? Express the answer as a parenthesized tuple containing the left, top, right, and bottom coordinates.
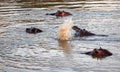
(0, 0, 120, 72)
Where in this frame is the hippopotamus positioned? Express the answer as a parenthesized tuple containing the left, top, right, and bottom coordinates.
(83, 47, 112, 58)
(72, 26, 108, 37)
(46, 10, 72, 18)
(26, 27, 43, 34)
(72, 26, 95, 37)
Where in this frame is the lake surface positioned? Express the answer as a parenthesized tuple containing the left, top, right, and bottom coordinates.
(0, 0, 120, 72)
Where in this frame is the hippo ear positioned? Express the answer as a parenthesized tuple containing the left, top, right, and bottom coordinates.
(31, 27, 34, 29)
(57, 10, 61, 12)
(26, 28, 30, 32)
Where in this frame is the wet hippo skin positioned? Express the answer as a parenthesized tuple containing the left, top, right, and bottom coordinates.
(83, 47, 112, 59)
(26, 27, 43, 34)
(46, 10, 72, 18)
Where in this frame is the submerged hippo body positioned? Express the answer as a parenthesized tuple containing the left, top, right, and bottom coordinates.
(26, 27, 43, 34)
(46, 10, 72, 17)
(84, 47, 112, 58)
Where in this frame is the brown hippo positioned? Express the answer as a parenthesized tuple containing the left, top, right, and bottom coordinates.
(26, 27, 43, 34)
(84, 47, 112, 59)
(46, 10, 72, 18)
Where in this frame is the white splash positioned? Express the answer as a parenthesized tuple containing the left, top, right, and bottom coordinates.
(58, 18, 73, 40)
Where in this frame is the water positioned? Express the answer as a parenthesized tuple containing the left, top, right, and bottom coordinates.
(0, 0, 120, 72)
(58, 18, 73, 40)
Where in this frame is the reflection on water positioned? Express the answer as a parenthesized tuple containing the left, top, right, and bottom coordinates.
(0, 0, 120, 72)
(58, 40, 72, 54)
